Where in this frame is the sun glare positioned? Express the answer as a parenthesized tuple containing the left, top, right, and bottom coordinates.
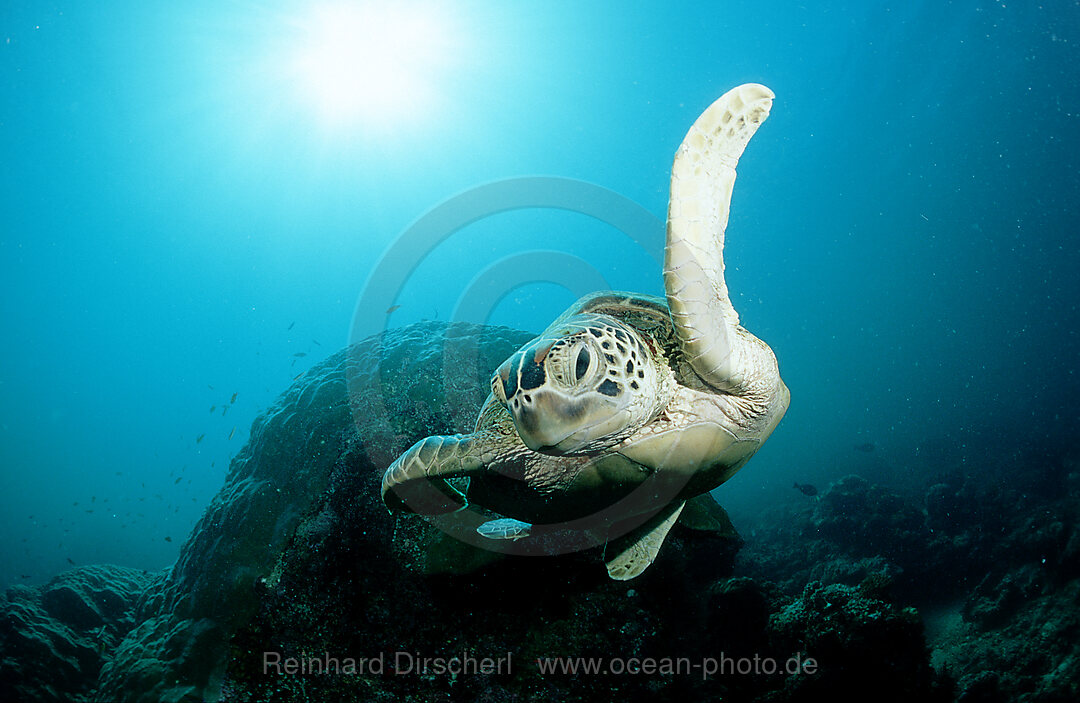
(289, 4, 452, 128)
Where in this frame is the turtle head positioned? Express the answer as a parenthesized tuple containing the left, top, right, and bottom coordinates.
(491, 314, 666, 455)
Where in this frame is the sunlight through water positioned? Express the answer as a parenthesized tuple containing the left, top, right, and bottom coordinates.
(288, 3, 454, 129)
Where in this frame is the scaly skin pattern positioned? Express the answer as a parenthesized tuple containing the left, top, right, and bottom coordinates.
(380, 399, 531, 514)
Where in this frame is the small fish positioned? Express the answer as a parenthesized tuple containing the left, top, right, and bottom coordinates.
(476, 518, 532, 541)
(386, 305, 401, 314)
(222, 406, 228, 416)
(66, 557, 75, 565)
(208, 385, 214, 390)
(164, 536, 172, 542)
(19, 575, 29, 579)
(196, 434, 205, 444)
(287, 321, 295, 330)
(292, 372, 303, 381)
(311, 339, 320, 346)
(228, 426, 236, 440)
(210, 405, 216, 413)
(174, 477, 182, 484)
(854, 442, 876, 453)
(292, 352, 307, 358)
(230, 392, 238, 404)
(793, 482, 819, 497)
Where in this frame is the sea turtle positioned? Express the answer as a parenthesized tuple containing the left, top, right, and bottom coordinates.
(382, 83, 790, 580)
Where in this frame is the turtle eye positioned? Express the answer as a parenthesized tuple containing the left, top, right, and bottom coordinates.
(572, 345, 591, 383)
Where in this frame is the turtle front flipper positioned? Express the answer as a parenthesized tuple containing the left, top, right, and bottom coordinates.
(381, 434, 489, 515)
(665, 83, 777, 395)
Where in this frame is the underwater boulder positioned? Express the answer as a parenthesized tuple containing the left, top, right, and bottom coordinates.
(94, 321, 537, 702)
(767, 581, 951, 703)
(812, 476, 928, 556)
(935, 579, 1080, 701)
(961, 565, 1047, 630)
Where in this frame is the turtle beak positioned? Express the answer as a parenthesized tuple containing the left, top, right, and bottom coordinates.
(512, 395, 581, 453)
(510, 388, 627, 455)
(514, 406, 583, 451)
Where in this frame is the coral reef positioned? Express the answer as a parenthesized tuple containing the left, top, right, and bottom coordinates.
(0, 565, 154, 702)
(221, 472, 744, 702)
(739, 448, 1080, 701)
(767, 581, 946, 702)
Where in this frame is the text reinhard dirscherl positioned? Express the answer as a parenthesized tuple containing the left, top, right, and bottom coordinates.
(262, 651, 818, 680)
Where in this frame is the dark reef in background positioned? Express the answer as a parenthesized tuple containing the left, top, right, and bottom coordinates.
(740, 451, 1080, 701)
(0, 565, 153, 702)
(0, 320, 1076, 702)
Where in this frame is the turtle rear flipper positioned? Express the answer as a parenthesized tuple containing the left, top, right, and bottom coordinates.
(603, 500, 686, 580)
(679, 493, 739, 539)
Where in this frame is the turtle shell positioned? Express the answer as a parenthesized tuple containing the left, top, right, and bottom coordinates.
(547, 290, 683, 370)
(553, 291, 672, 341)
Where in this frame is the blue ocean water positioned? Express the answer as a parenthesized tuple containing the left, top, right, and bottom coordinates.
(1, 0, 1077, 587)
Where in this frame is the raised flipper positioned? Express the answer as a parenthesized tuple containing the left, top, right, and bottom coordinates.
(664, 83, 778, 397)
(603, 500, 686, 580)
